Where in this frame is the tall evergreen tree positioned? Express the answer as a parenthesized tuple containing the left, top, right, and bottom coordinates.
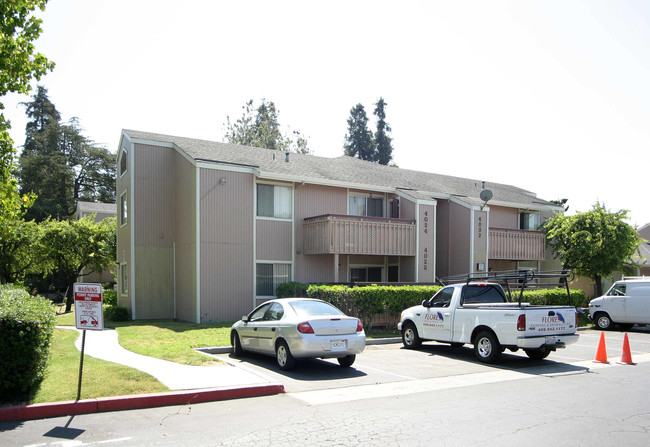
(374, 97, 393, 165)
(17, 87, 116, 221)
(224, 99, 311, 154)
(344, 104, 376, 162)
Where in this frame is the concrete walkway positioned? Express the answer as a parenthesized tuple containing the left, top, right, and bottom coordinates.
(64, 327, 274, 391)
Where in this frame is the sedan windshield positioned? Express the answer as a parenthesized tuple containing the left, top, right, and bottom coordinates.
(290, 300, 345, 318)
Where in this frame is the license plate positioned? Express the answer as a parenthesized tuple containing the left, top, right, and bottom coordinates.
(330, 339, 346, 351)
(545, 336, 557, 345)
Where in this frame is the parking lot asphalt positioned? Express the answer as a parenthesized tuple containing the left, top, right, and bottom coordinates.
(207, 327, 650, 394)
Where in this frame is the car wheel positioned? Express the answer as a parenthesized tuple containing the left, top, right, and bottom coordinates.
(275, 340, 296, 371)
(595, 313, 613, 330)
(524, 348, 550, 360)
(337, 354, 356, 367)
(231, 331, 243, 357)
(474, 331, 501, 363)
(402, 322, 422, 349)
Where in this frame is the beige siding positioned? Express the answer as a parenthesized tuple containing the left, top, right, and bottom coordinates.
(133, 144, 175, 319)
(490, 206, 518, 229)
(400, 197, 416, 220)
(200, 169, 254, 322)
(435, 200, 450, 278)
(256, 220, 292, 261)
(294, 184, 347, 282)
(172, 151, 196, 323)
(449, 202, 471, 276)
(116, 138, 131, 310)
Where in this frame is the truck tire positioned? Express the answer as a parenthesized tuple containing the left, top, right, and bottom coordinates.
(401, 322, 422, 349)
(524, 348, 550, 360)
(474, 330, 501, 363)
(595, 313, 613, 330)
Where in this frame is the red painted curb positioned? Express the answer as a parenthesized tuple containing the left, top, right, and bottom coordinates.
(0, 384, 284, 423)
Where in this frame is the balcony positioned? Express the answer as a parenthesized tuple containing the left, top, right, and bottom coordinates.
(303, 214, 416, 256)
(489, 228, 546, 261)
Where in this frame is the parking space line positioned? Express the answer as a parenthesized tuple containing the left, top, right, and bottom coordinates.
(352, 363, 418, 380)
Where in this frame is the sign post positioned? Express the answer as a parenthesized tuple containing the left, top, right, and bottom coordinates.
(74, 283, 103, 401)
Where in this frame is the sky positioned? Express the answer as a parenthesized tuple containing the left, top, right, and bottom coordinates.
(3, 0, 650, 226)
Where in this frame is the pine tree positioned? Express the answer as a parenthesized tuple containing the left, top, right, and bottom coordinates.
(17, 87, 116, 221)
(343, 104, 376, 162)
(374, 97, 393, 165)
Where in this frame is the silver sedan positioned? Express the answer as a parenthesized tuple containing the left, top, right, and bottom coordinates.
(230, 298, 366, 370)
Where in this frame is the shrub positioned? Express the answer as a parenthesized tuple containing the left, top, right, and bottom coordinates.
(513, 288, 586, 306)
(104, 305, 130, 322)
(103, 289, 117, 306)
(0, 284, 56, 403)
(275, 281, 308, 298)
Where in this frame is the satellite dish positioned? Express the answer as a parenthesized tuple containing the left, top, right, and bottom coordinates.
(480, 189, 493, 202)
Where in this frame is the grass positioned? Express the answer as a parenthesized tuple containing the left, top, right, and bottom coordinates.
(32, 328, 168, 404)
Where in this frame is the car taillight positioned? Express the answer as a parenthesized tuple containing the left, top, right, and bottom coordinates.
(356, 320, 364, 332)
(575, 312, 579, 328)
(297, 322, 314, 334)
(517, 314, 526, 331)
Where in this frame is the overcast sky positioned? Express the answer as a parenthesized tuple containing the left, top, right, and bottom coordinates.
(4, 0, 650, 226)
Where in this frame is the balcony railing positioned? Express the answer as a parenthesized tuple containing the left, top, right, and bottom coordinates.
(303, 214, 416, 256)
(489, 228, 545, 261)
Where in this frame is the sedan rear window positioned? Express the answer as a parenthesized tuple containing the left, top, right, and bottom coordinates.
(290, 300, 345, 318)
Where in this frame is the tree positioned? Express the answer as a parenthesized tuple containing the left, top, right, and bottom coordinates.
(373, 97, 393, 165)
(543, 203, 643, 296)
(0, 218, 40, 283)
(224, 99, 311, 154)
(17, 87, 116, 221)
(35, 216, 116, 311)
(344, 104, 376, 162)
(0, 0, 54, 215)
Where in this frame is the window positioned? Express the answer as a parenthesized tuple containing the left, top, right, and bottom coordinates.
(462, 285, 507, 305)
(349, 195, 384, 217)
(120, 264, 128, 295)
(120, 192, 128, 226)
(257, 184, 292, 219)
(290, 300, 344, 318)
(430, 287, 454, 307)
(519, 212, 540, 230)
(351, 267, 382, 283)
(608, 284, 627, 296)
(249, 303, 271, 322)
(256, 263, 291, 296)
(119, 149, 127, 176)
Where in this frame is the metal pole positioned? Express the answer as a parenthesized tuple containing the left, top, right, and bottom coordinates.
(76, 330, 86, 402)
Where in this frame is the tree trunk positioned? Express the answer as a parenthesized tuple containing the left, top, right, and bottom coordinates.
(594, 274, 603, 297)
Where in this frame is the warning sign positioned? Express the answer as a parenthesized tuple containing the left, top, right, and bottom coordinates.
(74, 283, 104, 331)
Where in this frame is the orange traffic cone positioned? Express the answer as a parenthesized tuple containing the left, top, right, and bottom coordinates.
(617, 333, 636, 365)
(593, 331, 609, 363)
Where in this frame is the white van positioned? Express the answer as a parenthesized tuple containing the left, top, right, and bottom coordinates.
(589, 277, 650, 330)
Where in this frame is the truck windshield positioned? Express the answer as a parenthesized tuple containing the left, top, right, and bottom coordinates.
(462, 285, 507, 304)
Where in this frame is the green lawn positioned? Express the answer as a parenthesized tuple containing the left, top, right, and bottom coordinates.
(33, 328, 168, 404)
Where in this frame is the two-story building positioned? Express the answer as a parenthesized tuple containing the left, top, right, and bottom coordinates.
(116, 129, 562, 322)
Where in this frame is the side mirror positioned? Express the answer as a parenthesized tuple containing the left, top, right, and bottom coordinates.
(241, 315, 249, 322)
(422, 300, 430, 308)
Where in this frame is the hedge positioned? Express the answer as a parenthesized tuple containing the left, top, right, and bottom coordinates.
(300, 283, 585, 327)
(0, 284, 56, 403)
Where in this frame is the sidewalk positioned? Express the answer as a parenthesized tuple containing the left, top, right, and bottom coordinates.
(0, 328, 284, 423)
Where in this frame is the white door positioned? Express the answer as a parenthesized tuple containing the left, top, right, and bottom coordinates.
(421, 287, 454, 341)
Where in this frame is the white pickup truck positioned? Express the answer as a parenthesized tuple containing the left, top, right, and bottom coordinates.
(397, 271, 580, 363)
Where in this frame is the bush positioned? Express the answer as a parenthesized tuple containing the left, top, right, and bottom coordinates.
(104, 305, 130, 322)
(307, 284, 441, 327)
(515, 288, 586, 306)
(103, 289, 117, 306)
(275, 281, 308, 298)
(0, 284, 56, 403)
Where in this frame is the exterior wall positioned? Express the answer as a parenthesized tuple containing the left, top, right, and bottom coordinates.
(436, 200, 450, 278)
(132, 144, 175, 319)
(449, 201, 471, 276)
(294, 184, 347, 282)
(400, 197, 416, 220)
(490, 206, 518, 229)
(473, 209, 488, 272)
(172, 151, 197, 323)
(256, 220, 292, 261)
(417, 204, 436, 282)
(116, 138, 131, 310)
(200, 169, 255, 322)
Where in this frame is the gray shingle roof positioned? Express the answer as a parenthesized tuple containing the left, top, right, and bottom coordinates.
(123, 129, 560, 211)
